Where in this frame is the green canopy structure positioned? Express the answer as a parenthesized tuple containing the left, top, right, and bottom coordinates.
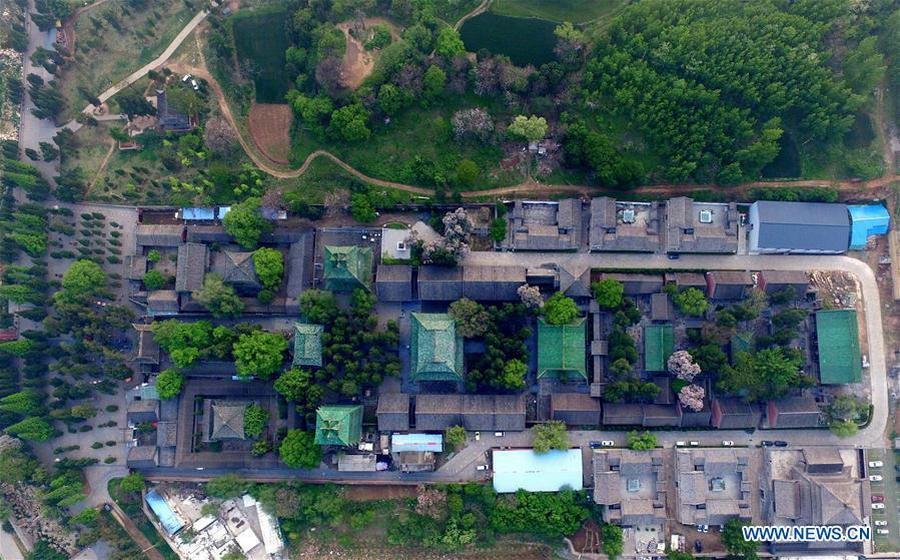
(292, 322, 323, 367)
(410, 312, 464, 382)
(643, 324, 674, 372)
(314, 405, 363, 446)
(323, 245, 373, 292)
(815, 309, 861, 384)
(537, 317, 586, 380)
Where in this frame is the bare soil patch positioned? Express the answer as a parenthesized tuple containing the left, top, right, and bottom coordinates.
(248, 103, 292, 164)
(337, 17, 402, 89)
(344, 485, 418, 501)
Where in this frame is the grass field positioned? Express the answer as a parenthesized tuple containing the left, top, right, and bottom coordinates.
(289, 94, 520, 191)
(60, 0, 194, 120)
(232, 5, 292, 103)
(491, 0, 628, 24)
(459, 12, 557, 66)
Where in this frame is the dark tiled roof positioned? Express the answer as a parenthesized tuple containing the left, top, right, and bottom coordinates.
(175, 243, 208, 293)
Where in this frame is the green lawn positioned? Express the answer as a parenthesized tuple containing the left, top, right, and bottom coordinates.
(231, 5, 292, 103)
(289, 94, 522, 191)
(459, 12, 557, 66)
(60, 0, 195, 120)
(491, 0, 628, 24)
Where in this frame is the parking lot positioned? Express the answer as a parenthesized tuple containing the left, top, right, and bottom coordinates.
(866, 448, 899, 552)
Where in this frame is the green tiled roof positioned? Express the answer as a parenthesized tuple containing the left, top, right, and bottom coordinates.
(314, 405, 363, 446)
(324, 246, 373, 292)
(730, 331, 753, 355)
(815, 309, 862, 384)
(537, 317, 586, 379)
(644, 324, 674, 372)
(293, 323, 323, 367)
(410, 312, 464, 381)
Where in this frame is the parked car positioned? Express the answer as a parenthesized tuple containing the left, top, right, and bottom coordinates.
(675, 441, 687, 447)
(873, 495, 885, 503)
(875, 520, 888, 526)
(668, 253, 680, 260)
(870, 461, 884, 468)
(474, 432, 480, 441)
(774, 441, 788, 447)
(878, 529, 890, 535)
(601, 440, 615, 447)
(873, 503, 886, 510)
(761, 441, 774, 446)
(689, 441, 700, 446)
(475, 465, 488, 471)
(895, 476, 900, 483)
(871, 475, 883, 482)
(589, 441, 603, 449)
(694, 540, 702, 553)
(722, 441, 735, 446)
(494, 432, 504, 437)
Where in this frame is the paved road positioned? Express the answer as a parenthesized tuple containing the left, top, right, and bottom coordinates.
(0, 529, 25, 560)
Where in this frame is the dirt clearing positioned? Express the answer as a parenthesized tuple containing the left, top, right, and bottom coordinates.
(248, 103, 292, 164)
(337, 17, 402, 89)
(344, 485, 417, 501)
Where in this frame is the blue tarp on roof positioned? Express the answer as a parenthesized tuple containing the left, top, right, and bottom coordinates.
(391, 433, 443, 453)
(182, 207, 216, 221)
(492, 448, 583, 493)
(145, 488, 184, 535)
(848, 205, 890, 249)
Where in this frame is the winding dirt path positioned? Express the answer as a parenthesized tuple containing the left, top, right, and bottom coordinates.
(454, 0, 491, 31)
(177, 61, 900, 200)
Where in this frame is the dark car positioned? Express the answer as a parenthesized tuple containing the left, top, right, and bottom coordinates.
(774, 441, 788, 447)
(761, 440, 774, 446)
(589, 441, 603, 449)
(894, 465, 900, 472)
(694, 540, 703, 553)
(668, 253, 680, 260)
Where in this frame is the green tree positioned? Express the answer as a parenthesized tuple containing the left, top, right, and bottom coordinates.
(377, 83, 408, 115)
(844, 36, 884, 95)
(490, 489, 588, 536)
(233, 331, 288, 380)
(5, 417, 54, 441)
(279, 430, 323, 469)
(507, 115, 548, 143)
(722, 519, 758, 560)
(143, 269, 166, 290)
(0, 390, 42, 415)
(626, 430, 656, 450)
(166, 87, 203, 115)
(156, 369, 185, 400)
(592, 279, 624, 310)
(499, 359, 527, 390)
(673, 288, 709, 316)
(350, 193, 376, 223)
(243, 404, 268, 438)
(119, 472, 145, 494)
(328, 103, 371, 142)
(444, 425, 466, 451)
(448, 298, 489, 338)
(435, 27, 465, 58)
(147, 249, 161, 263)
(602, 524, 624, 560)
(490, 218, 507, 242)
(299, 290, 339, 324)
(542, 292, 580, 325)
(830, 420, 857, 437)
(206, 474, 250, 499)
(274, 368, 324, 406)
(455, 159, 478, 186)
(252, 248, 283, 290)
(531, 420, 569, 453)
(717, 348, 811, 402)
(222, 197, 271, 249)
(195, 274, 244, 318)
(423, 64, 446, 101)
(54, 259, 106, 304)
(27, 541, 67, 560)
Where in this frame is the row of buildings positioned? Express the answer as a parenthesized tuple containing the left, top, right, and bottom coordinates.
(503, 197, 889, 255)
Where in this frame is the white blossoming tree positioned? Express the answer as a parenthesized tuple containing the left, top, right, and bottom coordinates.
(667, 350, 701, 382)
(678, 384, 705, 412)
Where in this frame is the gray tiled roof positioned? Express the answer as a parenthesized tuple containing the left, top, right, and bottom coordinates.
(376, 265, 413, 302)
(752, 201, 850, 252)
(136, 224, 183, 247)
(175, 243, 209, 293)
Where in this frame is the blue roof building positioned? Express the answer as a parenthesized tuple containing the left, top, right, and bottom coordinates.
(145, 488, 184, 535)
(492, 448, 583, 493)
(391, 433, 443, 453)
(181, 207, 216, 221)
(848, 205, 890, 249)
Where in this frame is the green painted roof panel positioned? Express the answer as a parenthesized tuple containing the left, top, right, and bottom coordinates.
(815, 310, 862, 384)
(537, 317, 586, 379)
(293, 323, 323, 367)
(410, 313, 464, 381)
(644, 324, 674, 372)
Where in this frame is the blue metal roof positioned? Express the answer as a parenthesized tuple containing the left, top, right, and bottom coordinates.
(217, 207, 231, 220)
(492, 448, 583, 493)
(848, 205, 890, 249)
(391, 433, 443, 453)
(182, 207, 216, 221)
(145, 488, 184, 535)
